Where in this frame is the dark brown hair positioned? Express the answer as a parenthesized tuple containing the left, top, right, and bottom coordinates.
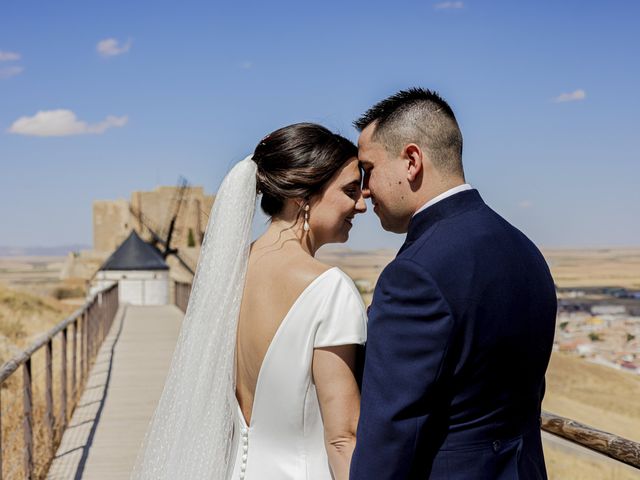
(354, 88, 464, 177)
(253, 123, 358, 216)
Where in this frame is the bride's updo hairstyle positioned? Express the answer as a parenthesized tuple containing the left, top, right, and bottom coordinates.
(253, 123, 358, 217)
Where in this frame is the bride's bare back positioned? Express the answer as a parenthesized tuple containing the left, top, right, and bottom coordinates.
(231, 138, 366, 479)
(235, 234, 330, 425)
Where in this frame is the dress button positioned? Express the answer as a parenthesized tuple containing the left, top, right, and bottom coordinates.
(492, 440, 501, 452)
(243, 444, 248, 453)
(242, 454, 248, 462)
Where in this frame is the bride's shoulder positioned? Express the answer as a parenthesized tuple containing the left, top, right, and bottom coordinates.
(287, 258, 355, 291)
(292, 258, 335, 285)
(298, 260, 360, 296)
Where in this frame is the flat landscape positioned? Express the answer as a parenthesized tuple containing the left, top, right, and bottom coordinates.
(319, 246, 640, 289)
(0, 256, 67, 294)
(544, 247, 640, 289)
(0, 256, 81, 363)
(2, 247, 640, 479)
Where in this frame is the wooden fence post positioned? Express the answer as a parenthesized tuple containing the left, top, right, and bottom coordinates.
(102, 292, 106, 343)
(81, 311, 87, 382)
(72, 320, 77, 401)
(45, 339, 55, 454)
(0, 389, 3, 480)
(61, 327, 68, 428)
(110, 288, 115, 330)
(86, 305, 91, 366)
(87, 304, 92, 364)
(93, 301, 97, 360)
(23, 359, 34, 480)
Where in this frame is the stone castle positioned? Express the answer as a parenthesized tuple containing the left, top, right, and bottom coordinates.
(61, 186, 215, 282)
(94, 186, 215, 255)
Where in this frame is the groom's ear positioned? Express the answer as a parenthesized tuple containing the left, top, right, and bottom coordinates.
(404, 144, 423, 182)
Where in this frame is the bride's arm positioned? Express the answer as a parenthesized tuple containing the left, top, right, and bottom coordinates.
(313, 345, 360, 480)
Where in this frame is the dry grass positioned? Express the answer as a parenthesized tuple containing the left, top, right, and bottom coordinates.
(543, 248, 640, 289)
(543, 440, 640, 480)
(0, 284, 75, 361)
(544, 353, 640, 441)
(316, 246, 396, 285)
(0, 283, 79, 479)
(541, 352, 640, 479)
(0, 256, 68, 299)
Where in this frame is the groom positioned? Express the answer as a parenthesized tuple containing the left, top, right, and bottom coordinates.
(350, 89, 557, 479)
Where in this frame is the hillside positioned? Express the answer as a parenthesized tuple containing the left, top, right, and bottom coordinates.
(543, 352, 640, 442)
(0, 284, 75, 364)
(542, 352, 640, 479)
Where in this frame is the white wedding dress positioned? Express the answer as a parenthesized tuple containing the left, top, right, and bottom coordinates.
(131, 157, 367, 480)
(229, 267, 367, 480)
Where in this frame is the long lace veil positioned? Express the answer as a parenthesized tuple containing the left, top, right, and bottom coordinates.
(131, 155, 257, 479)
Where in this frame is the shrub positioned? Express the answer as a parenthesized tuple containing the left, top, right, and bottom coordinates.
(52, 286, 85, 300)
(588, 332, 602, 342)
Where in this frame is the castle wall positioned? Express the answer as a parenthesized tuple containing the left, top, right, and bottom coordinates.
(93, 186, 214, 261)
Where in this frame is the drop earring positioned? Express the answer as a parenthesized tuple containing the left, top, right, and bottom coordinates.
(303, 204, 310, 232)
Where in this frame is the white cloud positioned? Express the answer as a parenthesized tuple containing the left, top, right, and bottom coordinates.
(553, 89, 586, 103)
(96, 38, 132, 57)
(518, 200, 533, 209)
(434, 1, 464, 10)
(0, 66, 23, 79)
(0, 50, 21, 62)
(8, 109, 128, 137)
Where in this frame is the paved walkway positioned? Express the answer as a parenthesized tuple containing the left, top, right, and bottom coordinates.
(47, 305, 183, 480)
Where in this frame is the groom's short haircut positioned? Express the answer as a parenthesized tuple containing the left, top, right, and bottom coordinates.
(354, 88, 464, 177)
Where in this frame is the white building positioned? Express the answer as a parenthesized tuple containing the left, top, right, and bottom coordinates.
(90, 231, 170, 305)
(591, 305, 626, 316)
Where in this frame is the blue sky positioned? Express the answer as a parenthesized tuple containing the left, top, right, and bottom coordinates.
(1, 0, 639, 251)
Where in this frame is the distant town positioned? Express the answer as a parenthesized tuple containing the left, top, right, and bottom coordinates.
(556, 287, 640, 374)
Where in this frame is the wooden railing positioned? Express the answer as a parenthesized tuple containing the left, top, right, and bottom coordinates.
(174, 281, 192, 313)
(0, 284, 119, 480)
(541, 411, 640, 470)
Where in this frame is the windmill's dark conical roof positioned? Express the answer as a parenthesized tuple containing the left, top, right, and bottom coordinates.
(101, 231, 169, 271)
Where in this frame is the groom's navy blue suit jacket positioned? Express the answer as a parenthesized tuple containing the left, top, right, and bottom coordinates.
(351, 189, 557, 480)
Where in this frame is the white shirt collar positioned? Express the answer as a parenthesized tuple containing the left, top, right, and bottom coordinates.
(412, 184, 473, 217)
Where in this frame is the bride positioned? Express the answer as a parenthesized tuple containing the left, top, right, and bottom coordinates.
(131, 123, 368, 480)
